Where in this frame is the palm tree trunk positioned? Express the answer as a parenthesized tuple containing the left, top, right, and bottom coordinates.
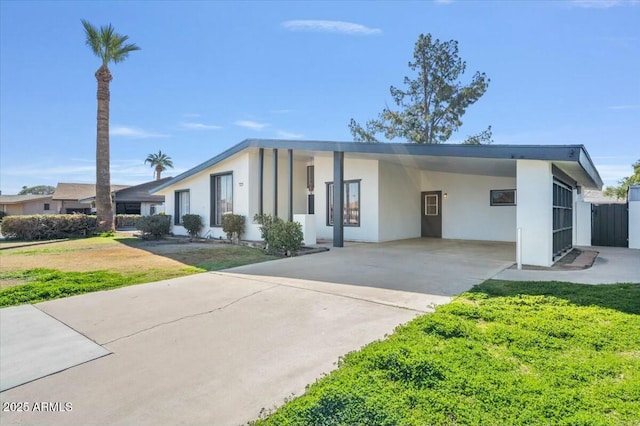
(95, 64, 114, 232)
(156, 165, 162, 180)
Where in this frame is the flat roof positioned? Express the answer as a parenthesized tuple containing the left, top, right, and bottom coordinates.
(152, 139, 604, 193)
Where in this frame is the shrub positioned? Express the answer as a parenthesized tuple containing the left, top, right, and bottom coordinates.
(254, 213, 280, 239)
(136, 214, 171, 240)
(115, 214, 141, 229)
(0, 214, 98, 240)
(270, 220, 304, 256)
(221, 214, 245, 242)
(181, 214, 204, 240)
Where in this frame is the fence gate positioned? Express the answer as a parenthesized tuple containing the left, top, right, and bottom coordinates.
(591, 203, 629, 247)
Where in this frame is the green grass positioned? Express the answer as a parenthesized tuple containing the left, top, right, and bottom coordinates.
(0, 267, 202, 307)
(192, 246, 278, 271)
(255, 280, 640, 426)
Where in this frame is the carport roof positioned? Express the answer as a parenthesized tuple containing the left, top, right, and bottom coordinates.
(151, 139, 603, 193)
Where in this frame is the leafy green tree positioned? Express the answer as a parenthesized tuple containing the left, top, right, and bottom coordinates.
(82, 20, 140, 232)
(603, 159, 640, 200)
(18, 185, 55, 195)
(145, 150, 174, 181)
(349, 33, 491, 144)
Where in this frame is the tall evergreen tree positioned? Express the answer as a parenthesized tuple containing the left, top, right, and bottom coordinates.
(349, 33, 491, 144)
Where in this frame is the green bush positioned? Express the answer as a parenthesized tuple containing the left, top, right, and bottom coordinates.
(136, 214, 171, 239)
(181, 214, 204, 239)
(253, 213, 281, 244)
(221, 214, 245, 242)
(0, 214, 97, 240)
(270, 220, 304, 256)
(115, 214, 141, 229)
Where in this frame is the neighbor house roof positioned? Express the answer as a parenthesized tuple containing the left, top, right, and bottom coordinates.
(151, 139, 604, 193)
(52, 183, 129, 201)
(0, 194, 52, 204)
(78, 178, 171, 203)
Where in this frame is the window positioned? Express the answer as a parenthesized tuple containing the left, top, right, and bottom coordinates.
(211, 173, 233, 226)
(490, 189, 516, 206)
(174, 190, 190, 225)
(44, 203, 50, 211)
(552, 180, 573, 258)
(327, 180, 360, 226)
(424, 195, 438, 216)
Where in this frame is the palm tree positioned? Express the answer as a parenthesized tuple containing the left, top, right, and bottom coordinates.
(82, 20, 140, 232)
(145, 150, 174, 180)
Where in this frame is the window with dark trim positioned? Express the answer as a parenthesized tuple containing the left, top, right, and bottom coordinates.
(210, 173, 233, 226)
(174, 190, 190, 225)
(44, 203, 50, 211)
(327, 180, 360, 226)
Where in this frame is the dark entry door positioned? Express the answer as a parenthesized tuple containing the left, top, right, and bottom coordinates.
(421, 191, 442, 238)
(592, 203, 628, 247)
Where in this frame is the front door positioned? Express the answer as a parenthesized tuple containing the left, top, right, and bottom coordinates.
(421, 191, 442, 238)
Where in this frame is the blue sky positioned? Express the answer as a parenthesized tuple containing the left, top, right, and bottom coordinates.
(1, 0, 638, 194)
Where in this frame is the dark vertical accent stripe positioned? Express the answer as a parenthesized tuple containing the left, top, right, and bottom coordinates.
(258, 148, 264, 216)
(333, 151, 344, 247)
(288, 149, 293, 221)
(273, 149, 278, 217)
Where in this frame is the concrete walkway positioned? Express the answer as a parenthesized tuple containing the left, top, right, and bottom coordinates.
(0, 305, 110, 392)
(494, 246, 640, 284)
(0, 238, 515, 425)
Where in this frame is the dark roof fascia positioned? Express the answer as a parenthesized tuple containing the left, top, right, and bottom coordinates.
(151, 141, 252, 193)
(151, 138, 602, 192)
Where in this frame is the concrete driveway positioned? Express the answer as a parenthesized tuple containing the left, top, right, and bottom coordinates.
(0, 239, 514, 425)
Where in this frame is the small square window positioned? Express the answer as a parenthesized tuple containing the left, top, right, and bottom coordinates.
(425, 195, 438, 216)
(44, 203, 50, 211)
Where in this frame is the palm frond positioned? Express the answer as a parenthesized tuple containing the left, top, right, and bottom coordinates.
(82, 20, 140, 65)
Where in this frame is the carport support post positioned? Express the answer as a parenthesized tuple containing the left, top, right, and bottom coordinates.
(333, 151, 344, 247)
(287, 149, 293, 222)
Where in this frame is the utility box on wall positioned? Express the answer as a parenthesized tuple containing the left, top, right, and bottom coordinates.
(629, 186, 640, 249)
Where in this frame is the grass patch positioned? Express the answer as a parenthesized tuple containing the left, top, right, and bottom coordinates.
(255, 280, 640, 426)
(0, 236, 278, 306)
(182, 246, 277, 271)
(0, 267, 202, 307)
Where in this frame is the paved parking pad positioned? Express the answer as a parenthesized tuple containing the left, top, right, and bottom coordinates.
(0, 305, 110, 392)
(0, 239, 517, 425)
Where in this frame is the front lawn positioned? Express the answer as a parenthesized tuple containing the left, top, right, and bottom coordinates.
(255, 280, 640, 425)
(0, 235, 276, 307)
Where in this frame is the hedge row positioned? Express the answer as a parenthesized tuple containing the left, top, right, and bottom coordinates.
(115, 214, 141, 229)
(0, 214, 98, 240)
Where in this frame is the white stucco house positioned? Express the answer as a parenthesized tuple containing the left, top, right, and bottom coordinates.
(151, 139, 603, 267)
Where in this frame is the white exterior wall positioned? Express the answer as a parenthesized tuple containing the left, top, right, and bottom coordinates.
(574, 194, 592, 247)
(421, 170, 517, 242)
(629, 199, 640, 249)
(156, 152, 259, 240)
(314, 155, 380, 242)
(516, 160, 553, 267)
(378, 161, 421, 241)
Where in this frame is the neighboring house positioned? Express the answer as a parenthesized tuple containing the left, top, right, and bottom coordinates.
(0, 194, 55, 215)
(52, 183, 129, 214)
(151, 139, 603, 268)
(78, 178, 170, 215)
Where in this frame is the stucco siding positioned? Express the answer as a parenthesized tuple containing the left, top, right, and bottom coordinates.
(420, 170, 517, 242)
(516, 160, 553, 267)
(378, 161, 421, 241)
(156, 152, 255, 239)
